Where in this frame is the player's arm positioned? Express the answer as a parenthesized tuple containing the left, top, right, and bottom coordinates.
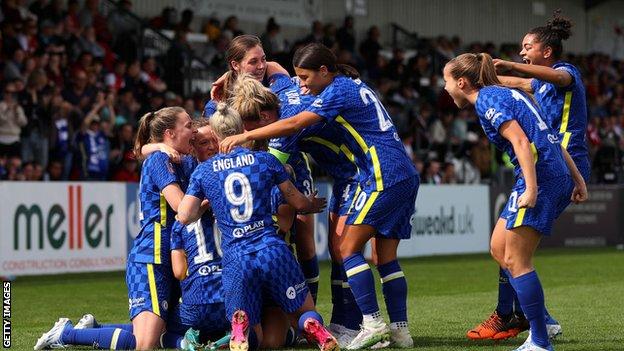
(277, 179, 327, 214)
(497, 75, 533, 93)
(560, 145, 588, 203)
(220, 112, 323, 153)
(176, 194, 202, 224)
(276, 204, 296, 232)
(141, 143, 181, 163)
(171, 249, 188, 280)
(266, 61, 290, 77)
(162, 183, 185, 212)
(499, 120, 537, 208)
(494, 59, 572, 88)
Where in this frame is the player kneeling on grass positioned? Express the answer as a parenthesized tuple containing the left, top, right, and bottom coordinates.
(33, 123, 231, 351)
(177, 103, 338, 351)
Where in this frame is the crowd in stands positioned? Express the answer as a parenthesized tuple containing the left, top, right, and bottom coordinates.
(0, 0, 622, 184)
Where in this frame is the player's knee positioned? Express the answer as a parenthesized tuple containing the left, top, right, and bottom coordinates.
(503, 254, 518, 274)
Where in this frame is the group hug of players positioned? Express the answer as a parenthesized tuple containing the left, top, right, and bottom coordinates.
(34, 11, 588, 351)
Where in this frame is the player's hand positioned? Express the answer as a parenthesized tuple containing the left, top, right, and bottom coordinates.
(571, 181, 588, 204)
(210, 73, 228, 101)
(219, 133, 249, 153)
(493, 59, 514, 74)
(517, 188, 537, 208)
(159, 143, 181, 163)
(303, 191, 327, 214)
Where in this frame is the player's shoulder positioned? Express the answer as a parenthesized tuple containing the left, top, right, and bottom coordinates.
(476, 85, 511, 113)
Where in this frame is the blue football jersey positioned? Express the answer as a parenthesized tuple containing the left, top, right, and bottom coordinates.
(203, 100, 217, 117)
(305, 75, 417, 192)
(170, 212, 223, 305)
(531, 61, 590, 177)
(130, 152, 191, 264)
(186, 147, 289, 264)
(299, 123, 359, 184)
(475, 86, 569, 180)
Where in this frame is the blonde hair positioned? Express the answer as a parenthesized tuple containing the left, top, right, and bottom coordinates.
(228, 73, 280, 122)
(134, 106, 186, 159)
(209, 103, 244, 139)
(446, 53, 501, 88)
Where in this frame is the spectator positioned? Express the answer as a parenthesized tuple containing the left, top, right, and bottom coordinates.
(105, 60, 127, 92)
(322, 23, 338, 52)
(441, 162, 458, 184)
(337, 16, 355, 52)
(360, 26, 382, 75)
(45, 158, 64, 181)
(112, 150, 139, 182)
(62, 69, 96, 113)
(19, 69, 50, 167)
(260, 17, 284, 59)
(141, 57, 167, 94)
(222, 16, 243, 40)
(72, 26, 105, 60)
(0, 80, 28, 159)
(109, 122, 134, 169)
(471, 134, 492, 181)
(115, 88, 140, 126)
(301, 20, 323, 45)
(108, 0, 140, 62)
(4, 48, 26, 81)
(74, 112, 109, 180)
(177, 8, 194, 33)
(422, 160, 442, 184)
(5, 155, 24, 180)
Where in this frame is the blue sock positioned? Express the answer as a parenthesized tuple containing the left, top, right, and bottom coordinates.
(98, 324, 133, 332)
(160, 332, 183, 349)
(377, 260, 408, 324)
(509, 271, 549, 348)
(341, 266, 362, 330)
(298, 310, 324, 330)
(62, 328, 136, 349)
(300, 256, 320, 304)
(497, 267, 514, 316)
(343, 253, 380, 315)
(330, 262, 344, 325)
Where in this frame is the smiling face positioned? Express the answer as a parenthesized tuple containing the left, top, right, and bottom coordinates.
(167, 112, 195, 154)
(294, 66, 333, 95)
(232, 45, 267, 81)
(519, 33, 550, 66)
(193, 126, 219, 161)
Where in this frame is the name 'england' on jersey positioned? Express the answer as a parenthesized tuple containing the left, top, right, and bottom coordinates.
(475, 85, 568, 180)
(170, 212, 223, 305)
(186, 147, 289, 264)
(305, 75, 417, 192)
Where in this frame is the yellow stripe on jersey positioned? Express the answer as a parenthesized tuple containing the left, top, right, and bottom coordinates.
(514, 208, 527, 228)
(304, 136, 341, 154)
(340, 144, 356, 164)
(336, 115, 384, 190)
(354, 191, 380, 224)
(268, 147, 291, 164)
(154, 194, 167, 264)
(530, 143, 538, 164)
(559, 91, 573, 149)
(346, 263, 370, 277)
(369, 146, 384, 191)
(147, 264, 160, 316)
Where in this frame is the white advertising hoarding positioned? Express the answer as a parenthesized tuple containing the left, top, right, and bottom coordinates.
(0, 182, 127, 276)
(398, 185, 491, 257)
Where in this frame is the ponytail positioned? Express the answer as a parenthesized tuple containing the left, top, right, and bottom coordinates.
(447, 53, 500, 89)
(133, 111, 156, 159)
(476, 53, 501, 87)
(336, 63, 360, 79)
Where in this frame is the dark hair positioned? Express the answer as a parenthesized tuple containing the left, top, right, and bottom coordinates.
(292, 43, 359, 79)
(528, 10, 572, 60)
(133, 106, 186, 159)
(446, 53, 501, 88)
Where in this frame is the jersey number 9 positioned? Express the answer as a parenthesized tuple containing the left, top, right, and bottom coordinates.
(225, 172, 254, 223)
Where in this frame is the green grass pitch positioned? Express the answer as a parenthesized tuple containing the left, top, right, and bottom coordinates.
(10, 248, 624, 350)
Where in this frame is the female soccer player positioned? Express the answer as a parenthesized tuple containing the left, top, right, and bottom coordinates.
(206, 38, 321, 300)
(229, 73, 362, 346)
(220, 43, 419, 350)
(468, 13, 590, 341)
(177, 104, 337, 351)
(442, 52, 587, 351)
